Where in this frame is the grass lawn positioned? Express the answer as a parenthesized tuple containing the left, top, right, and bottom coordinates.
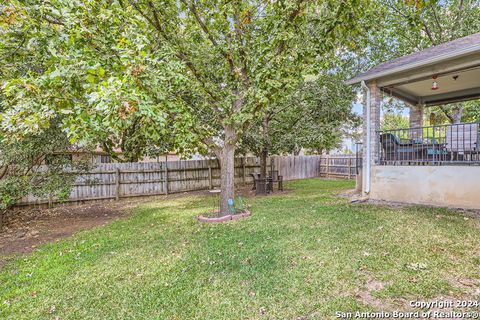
(1, 179, 479, 319)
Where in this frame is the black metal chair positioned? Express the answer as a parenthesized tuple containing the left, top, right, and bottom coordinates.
(267, 170, 283, 192)
(251, 171, 283, 194)
(250, 173, 261, 191)
(269, 170, 279, 180)
(255, 178, 268, 195)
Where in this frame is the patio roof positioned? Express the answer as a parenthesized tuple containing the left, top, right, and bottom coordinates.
(347, 33, 480, 106)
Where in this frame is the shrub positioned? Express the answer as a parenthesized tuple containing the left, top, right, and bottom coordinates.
(0, 123, 89, 226)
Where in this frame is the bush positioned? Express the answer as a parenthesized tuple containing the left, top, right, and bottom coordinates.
(0, 123, 89, 225)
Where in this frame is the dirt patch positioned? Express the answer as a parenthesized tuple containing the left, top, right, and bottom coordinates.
(198, 210, 251, 223)
(448, 276, 480, 298)
(0, 202, 130, 267)
(337, 189, 361, 198)
(338, 190, 369, 205)
(364, 199, 480, 220)
(0, 191, 198, 267)
(355, 275, 396, 310)
(0, 189, 216, 264)
(354, 272, 480, 315)
(343, 194, 480, 219)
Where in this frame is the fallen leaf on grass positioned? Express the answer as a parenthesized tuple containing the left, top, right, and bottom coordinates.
(406, 262, 427, 271)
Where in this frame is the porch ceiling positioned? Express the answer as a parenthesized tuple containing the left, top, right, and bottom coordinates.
(347, 32, 480, 106)
(384, 65, 480, 106)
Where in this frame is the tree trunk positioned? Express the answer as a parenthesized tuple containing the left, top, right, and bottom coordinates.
(0, 209, 5, 229)
(259, 115, 269, 178)
(260, 147, 268, 179)
(218, 124, 236, 216)
(452, 105, 463, 124)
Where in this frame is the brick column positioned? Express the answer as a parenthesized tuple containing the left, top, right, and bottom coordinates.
(369, 82, 382, 165)
(409, 104, 424, 139)
(409, 104, 424, 127)
(362, 81, 381, 194)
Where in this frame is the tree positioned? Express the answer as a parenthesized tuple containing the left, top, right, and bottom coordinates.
(0, 121, 89, 226)
(386, 0, 480, 123)
(1, 0, 363, 215)
(381, 111, 409, 131)
(239, 73, 359, 176)
(1, 2, 200, 162)
(352, 0, 480, 122)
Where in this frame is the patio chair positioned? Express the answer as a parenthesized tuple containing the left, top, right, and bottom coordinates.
(268, 170, 279, 180)
(250, 173, 269, 194)
(446, 123, 479, 161)
(380, 133, 438, 163)
(255, 178, 268, 195)
(250, 173, 261, 190)
(267, 171, 283, 192)
(380, 133, 416, 162)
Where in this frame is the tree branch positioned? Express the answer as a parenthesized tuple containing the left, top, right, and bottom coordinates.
(268, 103, 294, 120)
(274, 0, 310, 57)
(43, 15, 65, 26)
(389, 2, 437, 45)
(453, 0, 465, 41)
(421, 20, 437, 45)
(127, 0, 223, 108)
(438, 105, 454, 123)
(430, 6, 443, 41)
(179, 0, 237, 78)
(0, 165, 8, 180)
(233, 2, 250, 85)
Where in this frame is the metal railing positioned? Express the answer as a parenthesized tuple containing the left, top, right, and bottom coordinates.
(377, 122, 480, 165)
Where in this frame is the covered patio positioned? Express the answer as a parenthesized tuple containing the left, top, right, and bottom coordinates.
(347, 32, 480, 209)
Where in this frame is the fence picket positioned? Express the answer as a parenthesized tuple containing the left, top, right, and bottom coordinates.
(17, 155, 356, 206)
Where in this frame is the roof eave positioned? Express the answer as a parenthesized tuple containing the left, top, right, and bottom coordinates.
(345, 44, 480, 86)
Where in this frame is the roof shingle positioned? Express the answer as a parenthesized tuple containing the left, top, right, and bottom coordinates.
(348, 32, 480, 84)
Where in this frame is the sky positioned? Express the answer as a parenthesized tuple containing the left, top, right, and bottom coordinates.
(351, 101, 409, 116)
(352, 102, 362, 115)
(338, 99, 409, 154)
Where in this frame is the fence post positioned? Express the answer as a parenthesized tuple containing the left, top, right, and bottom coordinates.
(326, 156, 330, 178)
(48, 194, 53, 208)
(348, 157, 352, 179)
(208, 165, 213, 189)
(164, 160, 169, 195)
(115, 168, 121, 200)
(242, 157, 246, 186)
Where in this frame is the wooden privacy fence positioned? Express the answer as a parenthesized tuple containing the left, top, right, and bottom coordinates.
(319, 155, 359, 179)
(18, 155, 357, 206)
(272, 155, 323, 180)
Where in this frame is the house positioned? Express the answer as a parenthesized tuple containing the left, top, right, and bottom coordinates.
(347, 32, 480, 209)
(55, 147, 184, 164)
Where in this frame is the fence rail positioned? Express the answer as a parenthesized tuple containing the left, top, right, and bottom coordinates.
(17, 155, 356, 207)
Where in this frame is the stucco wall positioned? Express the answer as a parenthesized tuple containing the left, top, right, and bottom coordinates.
(370, 166, 480, 209)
